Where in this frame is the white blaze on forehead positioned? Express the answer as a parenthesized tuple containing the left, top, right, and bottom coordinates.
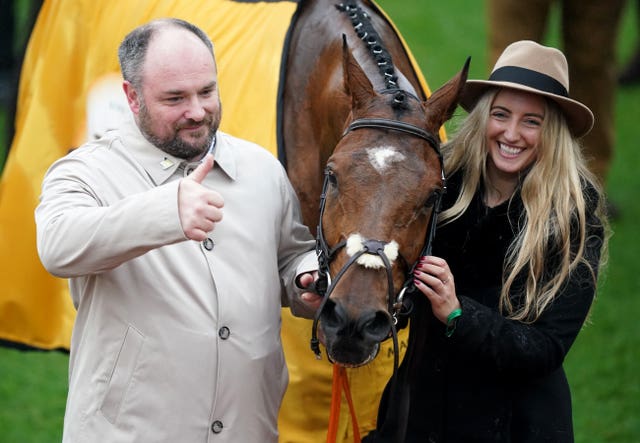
(367, 146, 406, 174)
(345, 233, 399, 269)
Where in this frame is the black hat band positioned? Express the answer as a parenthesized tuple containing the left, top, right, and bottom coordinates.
(489, 66, 568, 98)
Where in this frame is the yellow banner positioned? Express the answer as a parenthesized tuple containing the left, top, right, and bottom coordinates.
(0, 0, 300, 348)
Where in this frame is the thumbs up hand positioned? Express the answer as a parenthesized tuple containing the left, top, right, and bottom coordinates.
(178, 154, 224, 241)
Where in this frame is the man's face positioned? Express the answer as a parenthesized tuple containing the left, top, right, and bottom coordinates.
(125, 28, 222, 160)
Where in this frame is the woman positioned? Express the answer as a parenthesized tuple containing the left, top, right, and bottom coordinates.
(366, 40, 608, 442)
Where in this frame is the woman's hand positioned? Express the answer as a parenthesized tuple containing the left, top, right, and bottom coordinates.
(414, 255, 461, 324)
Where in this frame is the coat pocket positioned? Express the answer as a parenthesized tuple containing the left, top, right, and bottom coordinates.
(100, 325, 145, 424)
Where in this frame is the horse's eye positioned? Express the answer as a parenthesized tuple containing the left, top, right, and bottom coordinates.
(325, 167, 338, 186)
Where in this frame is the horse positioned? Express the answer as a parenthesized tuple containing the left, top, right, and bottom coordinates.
(278, 0, 469, 370)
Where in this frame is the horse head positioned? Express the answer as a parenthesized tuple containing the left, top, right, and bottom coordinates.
(312, 38, 469, 368)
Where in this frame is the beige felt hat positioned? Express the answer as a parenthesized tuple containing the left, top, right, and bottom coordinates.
(460, 40, 594, 137)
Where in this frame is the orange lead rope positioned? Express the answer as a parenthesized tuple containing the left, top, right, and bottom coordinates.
(326, 364, 362, 443)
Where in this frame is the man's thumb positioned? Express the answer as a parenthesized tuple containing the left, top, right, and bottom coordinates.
(188, 154, 214, 183)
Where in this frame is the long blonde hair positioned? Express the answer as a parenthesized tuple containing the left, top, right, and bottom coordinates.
(440, 89, 607, 322)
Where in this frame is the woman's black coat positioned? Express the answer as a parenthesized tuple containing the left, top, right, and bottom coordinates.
(366, 170, 604, 443)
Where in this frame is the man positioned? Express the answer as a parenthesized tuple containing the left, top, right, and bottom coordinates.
(35, 18, 319, 442)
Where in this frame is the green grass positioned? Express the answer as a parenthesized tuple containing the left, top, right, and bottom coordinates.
(0, 349, 67, 442)
(1, 1, 639, 442)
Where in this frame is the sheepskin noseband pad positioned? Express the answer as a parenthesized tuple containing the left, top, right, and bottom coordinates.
(345, 233, 399, 269)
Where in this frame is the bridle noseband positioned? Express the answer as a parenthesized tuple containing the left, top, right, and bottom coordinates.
(309, 105, 446, 361)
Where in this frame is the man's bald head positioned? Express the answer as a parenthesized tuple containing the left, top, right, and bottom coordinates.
(118, 18, 214, 90)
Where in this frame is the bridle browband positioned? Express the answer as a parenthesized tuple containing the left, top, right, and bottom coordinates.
(345, 117, 440, 149)
(309, 108, 446, 362)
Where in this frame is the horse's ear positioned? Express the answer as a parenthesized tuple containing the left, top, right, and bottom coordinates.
(424, 56, 470, 131)
(342, 34, 375, 109)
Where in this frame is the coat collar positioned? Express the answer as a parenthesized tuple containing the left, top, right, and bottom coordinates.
(118, 118, 237, 185)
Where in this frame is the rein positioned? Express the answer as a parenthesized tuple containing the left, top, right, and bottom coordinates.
(326, 364, 361, 443)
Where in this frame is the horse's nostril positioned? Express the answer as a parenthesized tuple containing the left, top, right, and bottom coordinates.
(362, 311, 391, 340)
(320, 299, 342, 329)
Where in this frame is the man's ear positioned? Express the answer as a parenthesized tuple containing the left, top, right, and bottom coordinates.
(122, 81, 140, 115)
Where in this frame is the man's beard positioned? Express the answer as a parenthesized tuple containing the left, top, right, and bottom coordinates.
(138, 102, 219, 160)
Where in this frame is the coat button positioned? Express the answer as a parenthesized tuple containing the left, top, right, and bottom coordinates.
(203, 238, 214, 251)
(218, 326, 230, 340)
(211, 420, 223, 433)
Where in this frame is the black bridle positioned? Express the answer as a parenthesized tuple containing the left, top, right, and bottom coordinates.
(309, 109, 446, 364)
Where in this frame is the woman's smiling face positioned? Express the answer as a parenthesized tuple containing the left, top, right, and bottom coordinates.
(485, 88, 545, 177)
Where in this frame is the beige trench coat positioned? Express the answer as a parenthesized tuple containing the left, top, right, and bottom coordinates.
(36, 120, 317, 442)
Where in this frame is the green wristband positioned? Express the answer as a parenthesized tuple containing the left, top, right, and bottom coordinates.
(445, 308, 462, 338)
